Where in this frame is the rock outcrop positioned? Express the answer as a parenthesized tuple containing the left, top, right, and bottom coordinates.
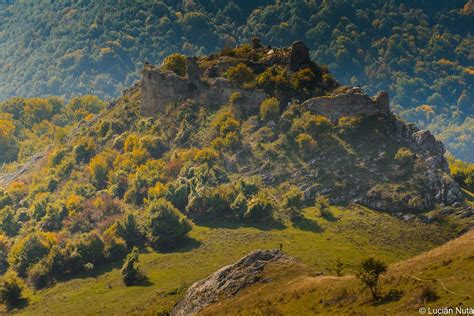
(171, 249, 293, 316)
(303, 88, 390, 121)
(141, 57, 267, 117)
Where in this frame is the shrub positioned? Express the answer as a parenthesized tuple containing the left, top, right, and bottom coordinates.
(224, 63, 255, 87)
(395, 147, 416, 165)
(102, 225, 127, 261)
(338, 116, 362, 134)
(450, 158, 474, 191)
(71, 233, 105, 269)
(0, 234, 9, 273)
(244, 192, 274, 222)
(165, 182, 188, 212)
(116, 214, 143, 249)
(0, 272, 24, 309)
(296, 133, 317, 153)
(260, 97, 280, 122)
(31, 193, 50, 221)
(194, 147, 219, 165)
(254, 65, 292, 95)
(282, 186, 304, 209)
(292, 112, 333, 137)
(121, 247, 144, 286)
(8, 233, 50, 277)
(89, 155, 109, 190)
(0, 207, 20, 237)
(333, 257, 345, 276)
(161, 53, 187, 77)
(139, 135, 167, 159)
(109, 170, 129, 199)
(27, 257, 53, 289)
(186, 185, 236, 218)
(356, 257, 387, 300)
(144, 199, 191, 249)
(40, 201, 67, 232)
(73, 137, 95, 163)
(291, 68, 318, 95)
(49, 148, 67, 167)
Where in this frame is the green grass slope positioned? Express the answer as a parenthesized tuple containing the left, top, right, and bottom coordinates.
(1, 206, 465, 315)
(200, 228, 474, 316)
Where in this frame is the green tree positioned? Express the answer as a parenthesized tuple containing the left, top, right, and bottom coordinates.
(121, 247, 143, 286)
(356, 257, 387, 300)
(116, 214, 142, 249)
(8, 233, 50, 277)
(144, 199, 191, 249)
(0, 272, 24, 309)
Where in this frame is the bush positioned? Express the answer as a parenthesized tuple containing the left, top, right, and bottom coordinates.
(102, 225, 127, 261)
(244, 192, 274, 222)
(39, 200, 67, 232)
(260, 97, 280, 122)
(282, 186, 304, 209)
(449, 157, 474, 191)
(27, 257, 53, 289)
(194, 147, 219, 165)
(89, 155, 109, 190)
(8, 233, 50, 277)
(139, 135, 167, 159)
(109, 170, 129, 199)
(395, 147, 416, 165)
(121, 247, 144, 286)
(356, 257, 387, 301)
(115, 214, 142, 249)
(73, 137, 95, 163)
(0, 272, 24, 309)
(254, 65, 292, 95)
(291, 68, 318, 95)
(0, 207, 20, 237)
(296, 133, 317, 153)
(0, 234, 9, 273)
(161, 53, 187, 77)
(224, 63, 255, 87)
(71, 233, 105, 269)
(144, 199, 191, 249)
(186, 185, 236, 218)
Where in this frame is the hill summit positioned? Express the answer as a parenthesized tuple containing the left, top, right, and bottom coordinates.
(134, 39, 462, 213)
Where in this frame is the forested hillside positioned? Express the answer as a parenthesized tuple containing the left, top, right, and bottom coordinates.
(0, 0, 473, 160)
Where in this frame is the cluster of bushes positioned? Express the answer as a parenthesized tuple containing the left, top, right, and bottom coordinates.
(183, 177, 276, 222)
(210, 110, 242, 151)
(449, 156, 474, 191)
(0, 96, 105, 164)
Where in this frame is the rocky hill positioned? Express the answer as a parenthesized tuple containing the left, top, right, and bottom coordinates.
(137, 40, 462, 213)
(0, 40, 472, 313)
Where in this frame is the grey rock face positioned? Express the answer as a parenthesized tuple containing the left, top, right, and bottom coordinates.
(302, 89, 390, 121)
(141, 59, 267, 117)
(171, 249, 292, 316)
(288, 41, 311, 71)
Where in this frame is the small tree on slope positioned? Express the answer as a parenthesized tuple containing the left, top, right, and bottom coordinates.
(356, 257, 387, 301)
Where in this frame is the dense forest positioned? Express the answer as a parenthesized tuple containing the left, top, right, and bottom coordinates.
(0, 0, 473, 160)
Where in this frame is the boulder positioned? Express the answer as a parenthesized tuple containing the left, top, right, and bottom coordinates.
(171, 249, 292, 316)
